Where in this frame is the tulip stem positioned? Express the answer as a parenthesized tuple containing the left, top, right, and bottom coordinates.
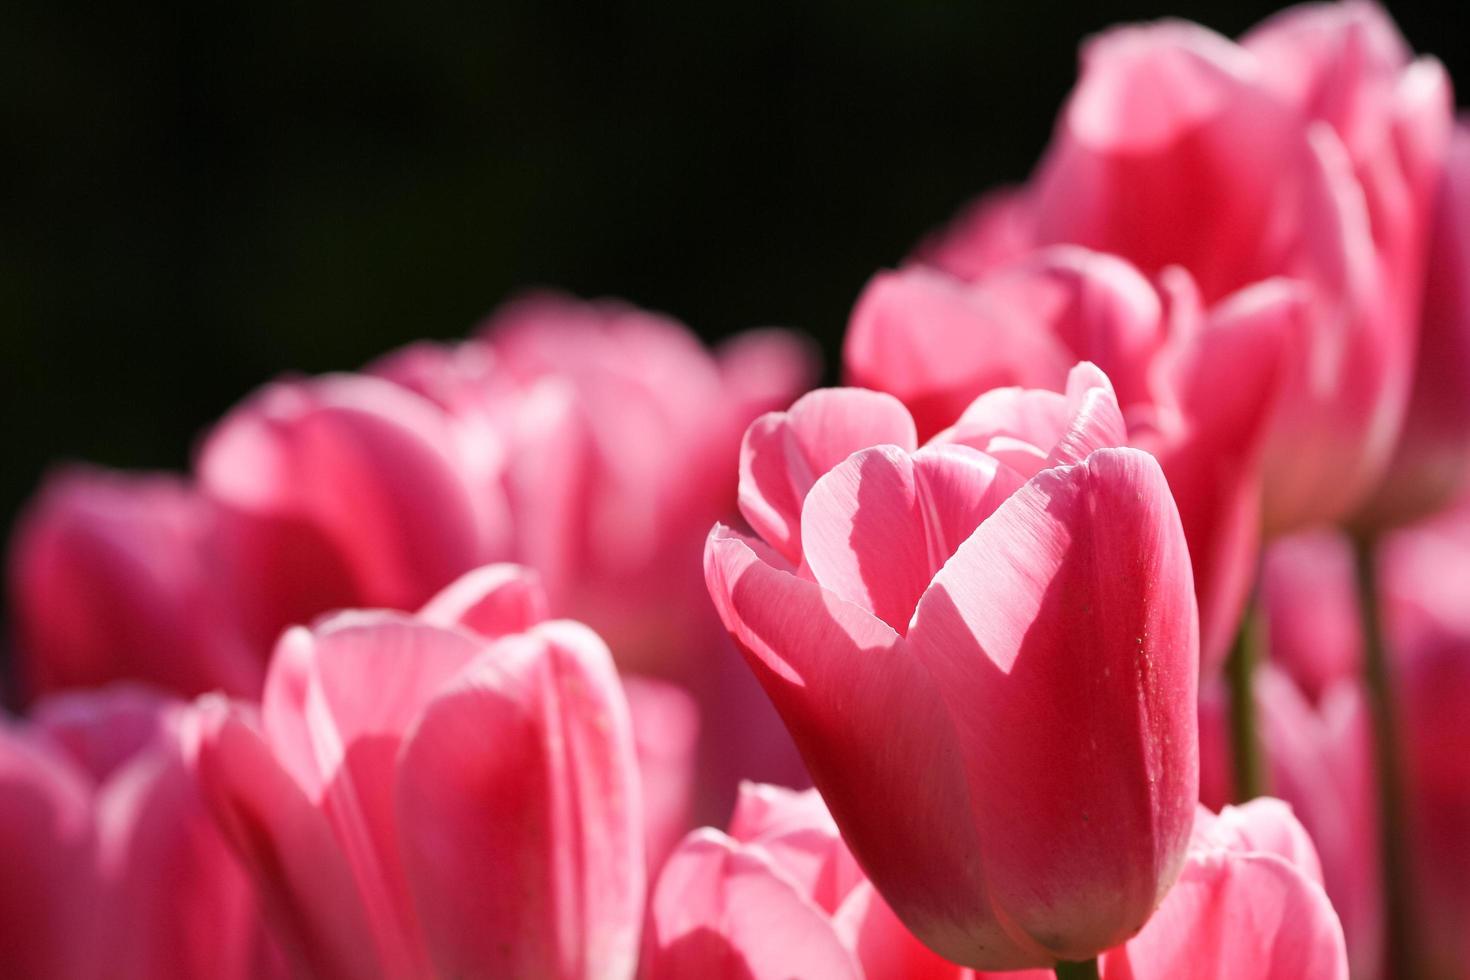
(1226, 597, 1268, 800)
(1054, 958, 1100, 980)
(1350, 533, 1419, 980)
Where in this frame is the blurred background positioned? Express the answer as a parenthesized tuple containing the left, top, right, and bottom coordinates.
(2, 0, 1464, 555)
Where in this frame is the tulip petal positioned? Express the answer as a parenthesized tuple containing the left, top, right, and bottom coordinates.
(643, 829, 862, 980)
(909, 447, 1198, 960)
(845, 267, 1073, 438)
(739, 388, 918, 565)
(395, 621, 644, 980)
(198, 374, 489, 638)
(1035, 22, 1304, 303)
(0, 726, 101, 979)
(185, 698, 377, 980)
(1103, 851, 1348, 979)
(801, 444, 1018, 633)
(1193, 797, 1324, 887)
(727, 784, 862, 916)
(622, 676, 700, 874)
(936, 362, 1126, 480)
(832, 882, 976, 980)
(418, 563, 550, 638)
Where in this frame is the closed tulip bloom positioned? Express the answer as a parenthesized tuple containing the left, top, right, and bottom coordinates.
(196, 373, 497, 651)
(473, 291, 817, 673)
(1101, 800, 1348, 979)
(0, 687, 280, 980)
(186, 600, 644, 980)
(845, 250, 1291, 673)
(1379, 503, 1470, 979)
(1198, 667, 1379, 977)
(1254, 510, 1470, 979)
(1356, 122, 1470, 529)
(706, 364, 1198, 969)
(920, 2, 1452, 535)
(377, 292, 818, 815)
(7, 467, 257, 701)
(1259, 531, 1365, 702)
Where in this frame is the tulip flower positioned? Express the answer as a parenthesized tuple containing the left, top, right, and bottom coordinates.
(1355, 122, 1470, 529)
(7, 467, 258, 700)
(417, 563, 700, 875)
(196, 372, 497, 651)
(1380, 504, 1470, 979)
(1250, 510, 1470, 979)
(376, 292, 818, 816)
(706, 364, 1199, 969)
(846, 250, 1290, 672)
(471, 290, 817, 673)
(1259, 531, 1365, 703)
(0, 686, 280, 979)
(1199, 667, 1380, 976)
(647, 785, 1345, 980)
(1103, 799, 1348, 979)
(918, 2, 1452, 535)
(186, 597, 645, 980)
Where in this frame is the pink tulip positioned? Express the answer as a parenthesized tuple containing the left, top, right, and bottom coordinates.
(1379, 503, 1470, 979)
(920, 3, 1452, 535)
(377, 292, 818, 817)
(6, 467, 258, 701)
(196, 372, 497, 651)
(1356, 122, 1470, 528)
(706, 364, 1199, 969)
(473, 291, 817, 672)
(643, 782, 975, 980)
(845, 250, 1290, 672)
(1199, 666, 1380, 976)
(1100, 800, 1349, 979)
(1254, 510, 1470, 978)
(186, 597, 645, 980)
(1259, 531, 1365, 702)
(646, 785, 1344, 980)
(0, 686, 280, 979)
(417, 563, 700, 876)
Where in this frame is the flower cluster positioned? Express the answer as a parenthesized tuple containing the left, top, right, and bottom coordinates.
(5, 3, 1470, 978)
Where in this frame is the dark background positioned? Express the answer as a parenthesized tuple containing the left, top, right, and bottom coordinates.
(3, 0, 1464, 555)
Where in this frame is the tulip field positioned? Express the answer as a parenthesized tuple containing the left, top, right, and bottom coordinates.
(4, 3, 1468, 978)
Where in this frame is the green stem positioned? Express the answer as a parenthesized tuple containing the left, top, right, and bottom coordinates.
(1054, 958, 1100, 980)
(1226, 597, 1268, 800)
(1350, 534, 1419, 980)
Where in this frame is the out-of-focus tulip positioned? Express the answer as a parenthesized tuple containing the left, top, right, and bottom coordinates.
(1199, 667, 1379, 977)
(0, 686, 280, 980)
(187, 600, 645, 980)
(647, 787, 1343, 980)
(377, 292, 818, 816)
(473, 291, 817, 673)
(643, 783, 976, 980)
(1380, 503, 1470, 979)
(1253, 508, 1470, 979)
(1101, 800, 1349, 979)
(196, 373, 497, 651)
(706, 365, 1199, 969)
(1260, 531, 1365, 702)
(845, 250, 1289, 672)
(417, 564, 700, 876)
(7, 467, 257, 701)
(920, 3, 1452, 535)
(1357, 123, 1470, 529)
